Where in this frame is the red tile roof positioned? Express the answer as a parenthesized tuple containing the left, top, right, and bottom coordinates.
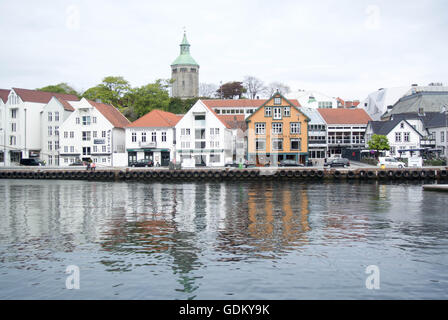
(88, 100, 130, 128)
(56, 97, 75, 112)
(13, 88, 79, 104)
(217, 115, 247, 131)
(0, 89, 10, 103)
(127, 109, 182, 128)
(202, 98, 300, 108)
(200, 101, 231, 128)
(317, 108, 372, 124)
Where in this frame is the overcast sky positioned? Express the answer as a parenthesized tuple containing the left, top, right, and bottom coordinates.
(1, 0, 447, 100)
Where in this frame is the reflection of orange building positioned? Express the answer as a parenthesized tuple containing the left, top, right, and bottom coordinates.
(247, 184, 310, 250)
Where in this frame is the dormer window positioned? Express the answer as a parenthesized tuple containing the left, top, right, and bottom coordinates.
(400, 122, 404, 129)
(274, 97, 281, 105)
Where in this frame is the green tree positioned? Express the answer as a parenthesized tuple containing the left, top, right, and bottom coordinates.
(368, 134, 390, 157)
(82, 76, 131, 107)
(126, 80, 170, 118)
(37, 83, 80, 97)
(168, 97, 200, 114)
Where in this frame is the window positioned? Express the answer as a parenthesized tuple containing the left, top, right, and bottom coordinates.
(272, 138, 283, 150)
(284, 107, 290, 117)
(291, 139, 301, 150)
(82, 116, 91, 125)
(162, 132, 166, 142)
(82, 131, 91, 141)
(256, 139, 266, 151)
(55, 141, 59, 150)
(70, 131, 74, 138)
(70, 146, 75, 153)
(55, 126, 59, 136)
(92, 117, 97, 124)
(102, 131, 106, 138)
(102, 158, 106, 163)
(181, 128, 191, 136)
(55, 112, 59, 122)
(48, 155, 52, 165)
(48, 112, 53, 122)
(273, 107, 282, 120)
(195, 115, 206, 127)
(9, 136, 16, 145)
(93, 131, 97, 138)
(404, 132, 410, 142)
(265, 107, 272, 117)
(442, 131, 445, 143)
(76, 117, 80, 124)
(274, 97, 281, 105)
(11, 123, 16, 132)
(141, 132, 146, 142)
(48, 141, 53, 151)
(195, 141, 206, 149)
(181, 141, 190, 148)
(82, 147, 91, 156)
(255, 123, 266, 135)
(131, 132, 137, 142)
(11, 109, 17, 119)
(210, 154, 221, 163)
(272, 123, 283, 134)
(195, 129, 206, 139)
(93, 146, 98, 153)
(102, 146, 106, 152)
(151, 132, 156, 142)
(48, 126, 52, 136)
(395, 132, 402, 142)
(64, 146, 68, 153)
(290, 122, 300, 134)
(400, 123, 405, 129)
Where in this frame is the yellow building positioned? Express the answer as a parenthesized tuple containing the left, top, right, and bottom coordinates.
(246, 92, 309, 165)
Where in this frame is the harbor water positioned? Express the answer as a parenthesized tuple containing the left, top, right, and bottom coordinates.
(0, 179, 447, 299)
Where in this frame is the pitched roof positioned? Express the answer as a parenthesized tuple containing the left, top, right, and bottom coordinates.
(127, 109, 182, 128)
(198, 100, 230, 128)
(13, 88, 79, 104)
(0, 89, 10, 103)
(88, 100, 130, 128)
(56, 97, 75, 112)
(318, 108, 372, 124)
(217, 115, 247, 131)
(368, 119, 423, 137)
(202, 98, 300, 108)
(387, 91, 448, 116)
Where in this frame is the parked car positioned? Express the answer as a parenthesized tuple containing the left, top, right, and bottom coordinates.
(130, 159, 153, 167)
(69, 160, 85, 166)
(325, 158, 350, 168)
(378, 157, 406, 168)
(279, 160, 304, 167)
(20, 158, 45, 166)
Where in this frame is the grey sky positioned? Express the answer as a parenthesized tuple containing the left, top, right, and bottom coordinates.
(1, 0, 447, 100)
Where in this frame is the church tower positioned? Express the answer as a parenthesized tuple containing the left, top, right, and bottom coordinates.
(171, 32, 199, 98)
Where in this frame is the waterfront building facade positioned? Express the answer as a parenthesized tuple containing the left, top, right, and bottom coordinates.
(246, 92, 309, 165)
(317, 108, 371, 157)
(2, 88, 78, 166)
(301, 107, 328, 165)
(59, 98, 129, 166)
(171, 32, 199, 99)
(40, 97, 77, 166)
(175, 100, 233, 167)
(125, 109, 182, 166)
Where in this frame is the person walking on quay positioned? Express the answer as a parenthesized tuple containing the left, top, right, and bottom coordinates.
(86, 161, 91, 171)
(91, 162, 96, 172)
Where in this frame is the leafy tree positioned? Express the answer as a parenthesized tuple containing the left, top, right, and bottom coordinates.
(216, 81, 247, 99)
(168, 97, 200, 114)
(37, 83, 80, 97)
(126, 80, 170, 118)
(243, 76, 265, 99)
(82, 76, 131, 107)
(368, 134, 390, 158)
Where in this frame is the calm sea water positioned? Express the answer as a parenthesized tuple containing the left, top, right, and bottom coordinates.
(0, 179, 447, 299)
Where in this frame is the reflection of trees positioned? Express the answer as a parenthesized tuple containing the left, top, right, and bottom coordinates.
(217, 182, 311, 259)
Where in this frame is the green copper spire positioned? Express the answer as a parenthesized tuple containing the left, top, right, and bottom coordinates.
(171, 31, 199, 66)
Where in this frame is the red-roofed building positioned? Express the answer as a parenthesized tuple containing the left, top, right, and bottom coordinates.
(175, 100, 235, 167)
(337, 97, 361, 109)
(202, 98, 300, 119)
(59, 98, 129, 167)
(1, 88, 80, 166)
(126, 109, 183, 166)
(317, 108, 372, 157)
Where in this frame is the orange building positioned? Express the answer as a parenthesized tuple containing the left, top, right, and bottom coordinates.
(246, 92, 310, 165)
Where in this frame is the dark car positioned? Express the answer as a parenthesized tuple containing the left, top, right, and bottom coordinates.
(20, 158, 44, 166)
(279, 160, 304, 167)
(325, 158, 350, 168)
(130, 159, 153, 167)
(69, 160, 85, 166)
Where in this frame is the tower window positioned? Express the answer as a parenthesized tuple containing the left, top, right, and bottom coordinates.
(172, 68, 177, 73)
(180, 68, 187, 72)
(190, 68, 196, 72)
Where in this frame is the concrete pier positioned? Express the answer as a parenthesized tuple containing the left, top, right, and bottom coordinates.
(0, 167, 447, 182)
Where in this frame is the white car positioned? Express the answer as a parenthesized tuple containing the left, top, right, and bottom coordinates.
(377, 157, 406, 168)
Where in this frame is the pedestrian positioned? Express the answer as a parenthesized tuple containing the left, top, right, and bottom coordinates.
(91, 162, 96, 171)
(86, 161, 91, 171)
